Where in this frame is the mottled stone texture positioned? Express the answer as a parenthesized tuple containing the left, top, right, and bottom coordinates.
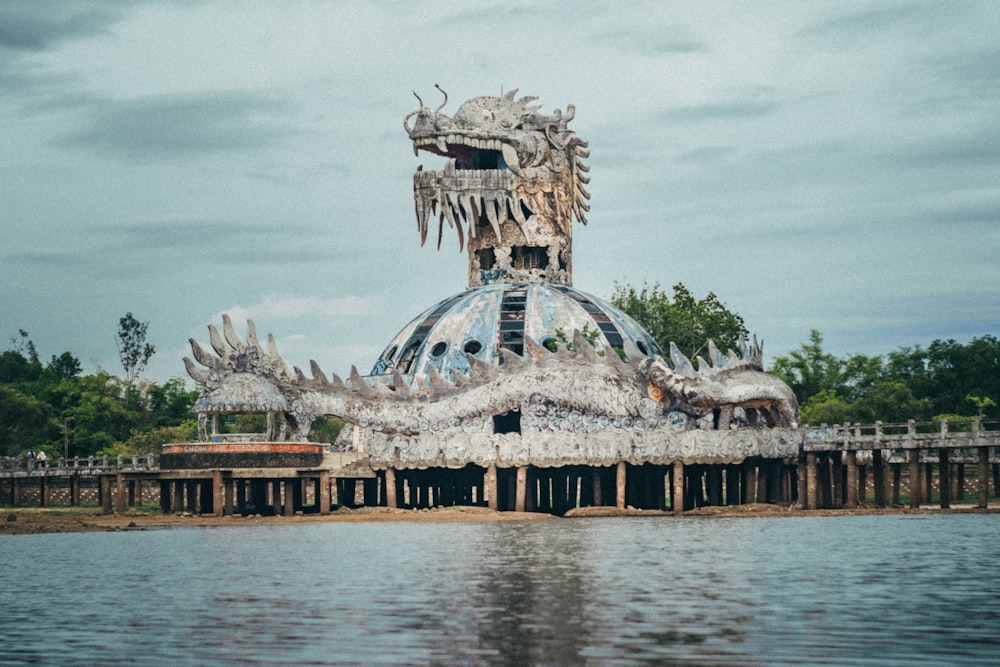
(160, 451, 323, 470)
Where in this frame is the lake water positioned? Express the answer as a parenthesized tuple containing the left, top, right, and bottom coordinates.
(2, 514, 998, 665)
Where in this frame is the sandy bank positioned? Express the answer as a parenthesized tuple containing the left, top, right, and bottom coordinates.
(3, 503, 997, 535)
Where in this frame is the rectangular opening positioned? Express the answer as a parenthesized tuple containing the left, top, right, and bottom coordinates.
(493, 409, 521, 434)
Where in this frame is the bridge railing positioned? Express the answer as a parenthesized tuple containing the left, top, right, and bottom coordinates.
(804, 418, 1000, 452)
(0, 454, 159, 476)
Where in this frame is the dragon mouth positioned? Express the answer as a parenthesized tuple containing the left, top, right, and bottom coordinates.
(413, 134, 519, 174)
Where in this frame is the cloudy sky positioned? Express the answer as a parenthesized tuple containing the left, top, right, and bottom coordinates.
(2, 0, 998, 383)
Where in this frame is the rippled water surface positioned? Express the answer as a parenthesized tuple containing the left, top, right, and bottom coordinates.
(2, 514, 999, 665)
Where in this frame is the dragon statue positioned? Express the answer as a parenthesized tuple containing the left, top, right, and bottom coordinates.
(184, 316, 799, 467)
(183, 88, 802, 469)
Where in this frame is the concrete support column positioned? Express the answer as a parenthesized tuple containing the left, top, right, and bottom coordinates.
(283, 480, 295, 516)
(101, 475, 113, 514)
(223, 478, 234, 516)
(615, 461, 626, 509)
(805, 453, 818, 510)
(116, 475, 127, 512)
(515, 466, 528, 512)
(872, 450, 886, 507)
(39, 475, 49, 508)
(908, 449, 921, 508)
(385, 468, 397, 508)
(319, 471, 331, 515)
(743, 459, 757, 504)
(978, 446, 990, 509)
(938, 449, 950, 509)
(171, 480, 184, 512)
(486, 464, 498, 511)
(159, 480, 171, 513)
(845, 451, 859, 508)
(672, 460, 684, 515)
(212, 471, 224, 517)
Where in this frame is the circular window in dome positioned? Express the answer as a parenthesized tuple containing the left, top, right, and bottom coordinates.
(636, 340, 649, 356)
(463, 339, 483, 355)
(430, 341, 449, 358)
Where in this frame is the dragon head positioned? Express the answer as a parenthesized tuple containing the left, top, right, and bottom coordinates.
(404, 86, 590, 286)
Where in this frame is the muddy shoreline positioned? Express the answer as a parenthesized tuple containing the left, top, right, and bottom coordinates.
(3, 503, 997, 535)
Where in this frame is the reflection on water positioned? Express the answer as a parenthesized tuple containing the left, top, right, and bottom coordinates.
(2, 515, 999, 665)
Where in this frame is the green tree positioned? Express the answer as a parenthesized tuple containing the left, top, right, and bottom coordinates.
(0, 385, 56, 457)
(47, 351, 82, 381)
(610, 282, 748, 359)
(769, 330, 845, 401)
(117, 312, 155, 397)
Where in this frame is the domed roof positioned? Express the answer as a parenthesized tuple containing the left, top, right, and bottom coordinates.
(370, 284, 663, 380)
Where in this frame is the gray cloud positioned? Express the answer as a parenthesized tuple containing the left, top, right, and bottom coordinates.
(0, 2, 123, 51)
(60, 92, 298, 161)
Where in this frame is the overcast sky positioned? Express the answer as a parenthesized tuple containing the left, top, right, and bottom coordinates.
(2, 0, 998, 383)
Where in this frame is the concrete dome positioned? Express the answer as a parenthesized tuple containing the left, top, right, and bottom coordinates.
(370, 284, 663, 380)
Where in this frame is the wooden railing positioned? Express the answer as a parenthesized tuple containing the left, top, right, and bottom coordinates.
(0, 454, 159, 477)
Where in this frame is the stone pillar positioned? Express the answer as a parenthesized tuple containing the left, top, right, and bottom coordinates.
(486, 464, 498, 511)
(212, 470, 224, 517)
(615, 461, 626, 509)
(39, 475, 49, 508)
(283, 480, 295, 516)
(978, 446, 990, 509)
(385, 468, 397, 508)
(319, 472, 331, 514)
(908, 449, 921, 508)
(115, 474, 127, 513)
(268, 480, 279, 515)
(743, 459, 757, 504)
(707, 467, 723, 506)
(872, 450, 886, 508)
(101, 475, 113, 514)
(515, 466, 527, 512)
(171, 480, 184, 512)
(224, 478, 234, 516)
(805, 453, 818, 510)
(185, 481, 197, 513)
(845, 451, 859, 508)
(672, 461, 684, 515)
(11, 478, 21, 507)
(160, 480, 171, 513)
(938, 448, 950, 509)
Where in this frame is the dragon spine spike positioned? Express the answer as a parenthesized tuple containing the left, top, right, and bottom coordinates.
(466, 353, 494, 379)
(329, 371, 346, 391)
(707, 340, 724, 368)
(294, 366, 308, 384)
(208, 324, 227, 357)
(390, 369, 410, 396)
(523, 335, 549, 358)
(669, 342, 696, 378)
(349, 366, 372, 397)
(695, 357, 710, 374)
(310, 360, 329, 388)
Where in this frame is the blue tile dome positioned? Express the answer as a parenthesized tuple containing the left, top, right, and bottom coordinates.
(371, 284, 662, 380)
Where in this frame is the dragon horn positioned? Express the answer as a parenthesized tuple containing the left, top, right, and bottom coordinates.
(208, 324, 227, 356)
(222, 314, 242, 350)
(183, 356, 211, 384)
(349, 366, 372, 397)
